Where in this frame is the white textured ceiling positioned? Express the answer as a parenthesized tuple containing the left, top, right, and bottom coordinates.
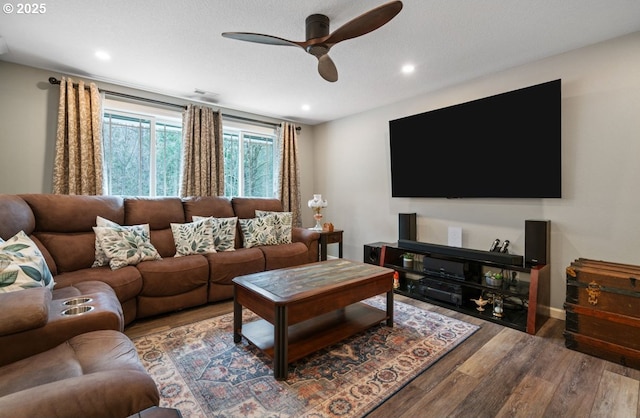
(1, 0, 639, 125)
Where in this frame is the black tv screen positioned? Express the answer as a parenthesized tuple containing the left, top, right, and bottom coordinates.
(389, 79, 561, 198)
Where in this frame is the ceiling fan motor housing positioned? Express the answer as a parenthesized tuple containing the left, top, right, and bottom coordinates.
(305, 14, 330, 56)
(306, 14, 330, 40)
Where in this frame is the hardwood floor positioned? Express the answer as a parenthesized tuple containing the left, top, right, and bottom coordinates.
(124, 295, 640, 418)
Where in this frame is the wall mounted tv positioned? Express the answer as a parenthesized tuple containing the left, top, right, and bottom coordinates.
(389, 79, 561, 198)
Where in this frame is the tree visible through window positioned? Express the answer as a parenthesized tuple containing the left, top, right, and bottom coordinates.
(223, 128, 276, 198)
(101, 101, 277, 198)
(102, 112, 181, 196)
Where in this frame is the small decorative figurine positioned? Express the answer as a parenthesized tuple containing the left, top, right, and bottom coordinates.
(471, 296, 490, 312)
(493, 294, 504, 318)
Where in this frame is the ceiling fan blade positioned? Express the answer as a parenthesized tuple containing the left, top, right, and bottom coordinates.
(318, 54, 338, 82)
(324, 1, 403, 47)
(222, 32, 304, 48)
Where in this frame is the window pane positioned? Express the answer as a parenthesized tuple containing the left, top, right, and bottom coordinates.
(243, 133, 274, 198)
(156, 122, 182, 196)
(103, 114, 151, 196)
(223, 131, 240, 197)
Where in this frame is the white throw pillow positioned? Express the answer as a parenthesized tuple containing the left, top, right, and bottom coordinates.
(92, 216, 150, 267)
(193, 216, 237, 252)
(0, 231, 55, 293)
(255, 210, 292, 244)
(238, 215, 278, 248)
(93, 226, 162, 270)
(170, 218, 217, 257)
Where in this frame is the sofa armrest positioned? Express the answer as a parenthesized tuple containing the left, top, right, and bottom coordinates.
(0, 370, 159, 418)
(0, 287, 50, 336)
(292, 227, 320, 263)
(0, 284, 124, 367)
(292, 227, 320, 247)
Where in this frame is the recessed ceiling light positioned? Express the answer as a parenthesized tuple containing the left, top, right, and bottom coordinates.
(401, 64, 415, 74)
(301, 104, 311, 111)
(95, 50, 111, 61)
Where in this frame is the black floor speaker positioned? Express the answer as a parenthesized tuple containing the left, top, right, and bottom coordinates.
(399, 213, 417, 241)
(525, 220, 550, 267)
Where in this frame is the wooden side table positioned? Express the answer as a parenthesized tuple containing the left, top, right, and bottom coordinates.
(318, 229, 343, 261)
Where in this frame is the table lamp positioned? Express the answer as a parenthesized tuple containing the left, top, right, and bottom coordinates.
(307, 194, 328, 231)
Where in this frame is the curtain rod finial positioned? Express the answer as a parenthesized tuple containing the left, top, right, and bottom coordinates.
(49, 77, 60, 85)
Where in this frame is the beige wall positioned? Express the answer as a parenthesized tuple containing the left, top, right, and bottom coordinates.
(0, 63, 58, 193)
(0, 62, 316, 212)
(313, 31, 640, 313)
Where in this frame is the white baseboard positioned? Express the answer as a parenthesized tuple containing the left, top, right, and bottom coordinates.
(550, 306, 565, 321)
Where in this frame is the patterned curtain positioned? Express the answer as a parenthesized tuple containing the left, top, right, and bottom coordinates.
(277, 122, 302, 227)
(180, 104, 224, 197)
(52, 77, 104, 195)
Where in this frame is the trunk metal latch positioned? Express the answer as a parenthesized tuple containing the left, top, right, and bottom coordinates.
(586, 281, 601, 305)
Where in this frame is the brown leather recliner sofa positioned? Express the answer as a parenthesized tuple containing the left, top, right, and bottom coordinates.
(0, 193, 320, 417)
(0, 283, 160, 417)
(0, 194, 320, 325)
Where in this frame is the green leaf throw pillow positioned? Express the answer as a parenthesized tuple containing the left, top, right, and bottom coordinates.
(93, 226, 162, 270)
(0, 231, 55, 293)
(171, 218, 217, 257)
(255, 210, 292, 244)
(192, 216, 237, 252)
(92, 216, 150, 267)
(239, 215, 278, 248)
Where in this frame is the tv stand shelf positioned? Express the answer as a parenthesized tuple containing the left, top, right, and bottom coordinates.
(368, 241, 550, 335)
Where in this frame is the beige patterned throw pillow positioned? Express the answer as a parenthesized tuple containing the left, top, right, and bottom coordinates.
(192, 216, 237, 252)
(92, 216, 150, 267)
(255, 210, 292, 244)
(239, 215, 278, 248)
(170, 218, 217, 257)
(0, 231, 55, 293)
(93, 226, 162, 270)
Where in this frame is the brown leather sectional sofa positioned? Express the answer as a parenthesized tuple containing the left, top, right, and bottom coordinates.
(0, 193, 320, 417)
(0, 194, 320, 324)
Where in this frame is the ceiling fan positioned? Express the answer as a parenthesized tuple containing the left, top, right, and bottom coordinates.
(221, 1, 403, 82)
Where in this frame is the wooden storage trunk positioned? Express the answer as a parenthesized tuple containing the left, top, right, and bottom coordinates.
(564, 258, 640, 369)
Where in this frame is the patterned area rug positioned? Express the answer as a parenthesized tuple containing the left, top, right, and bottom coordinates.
(133, 297, 479, 418)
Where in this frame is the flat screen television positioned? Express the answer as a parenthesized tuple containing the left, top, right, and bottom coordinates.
(389, 79, 561, 198)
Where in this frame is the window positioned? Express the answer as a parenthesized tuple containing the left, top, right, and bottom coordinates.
(101, 99, 278, 197)
(223, 120, 278, 198)
(102, 99, 182, 196)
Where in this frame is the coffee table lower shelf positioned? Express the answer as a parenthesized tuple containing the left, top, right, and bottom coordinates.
(240, 302, 388, 365)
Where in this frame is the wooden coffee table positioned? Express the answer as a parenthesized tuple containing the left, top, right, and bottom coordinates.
(232, 259, 395, 380)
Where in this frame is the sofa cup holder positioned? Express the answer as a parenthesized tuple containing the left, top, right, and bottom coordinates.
(61, 305, 95, 316)
(62, 297, 93, 306)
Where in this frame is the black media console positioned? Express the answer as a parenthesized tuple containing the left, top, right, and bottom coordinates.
(364, 239, 550, 335)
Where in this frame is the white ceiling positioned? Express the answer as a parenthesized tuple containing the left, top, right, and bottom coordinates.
(1, 0, 639, 125)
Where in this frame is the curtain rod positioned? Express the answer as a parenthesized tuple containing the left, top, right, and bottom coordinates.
(48, 77, 187, 110)
(48, 77, 301, 131)
(223, 114, 301, 131)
